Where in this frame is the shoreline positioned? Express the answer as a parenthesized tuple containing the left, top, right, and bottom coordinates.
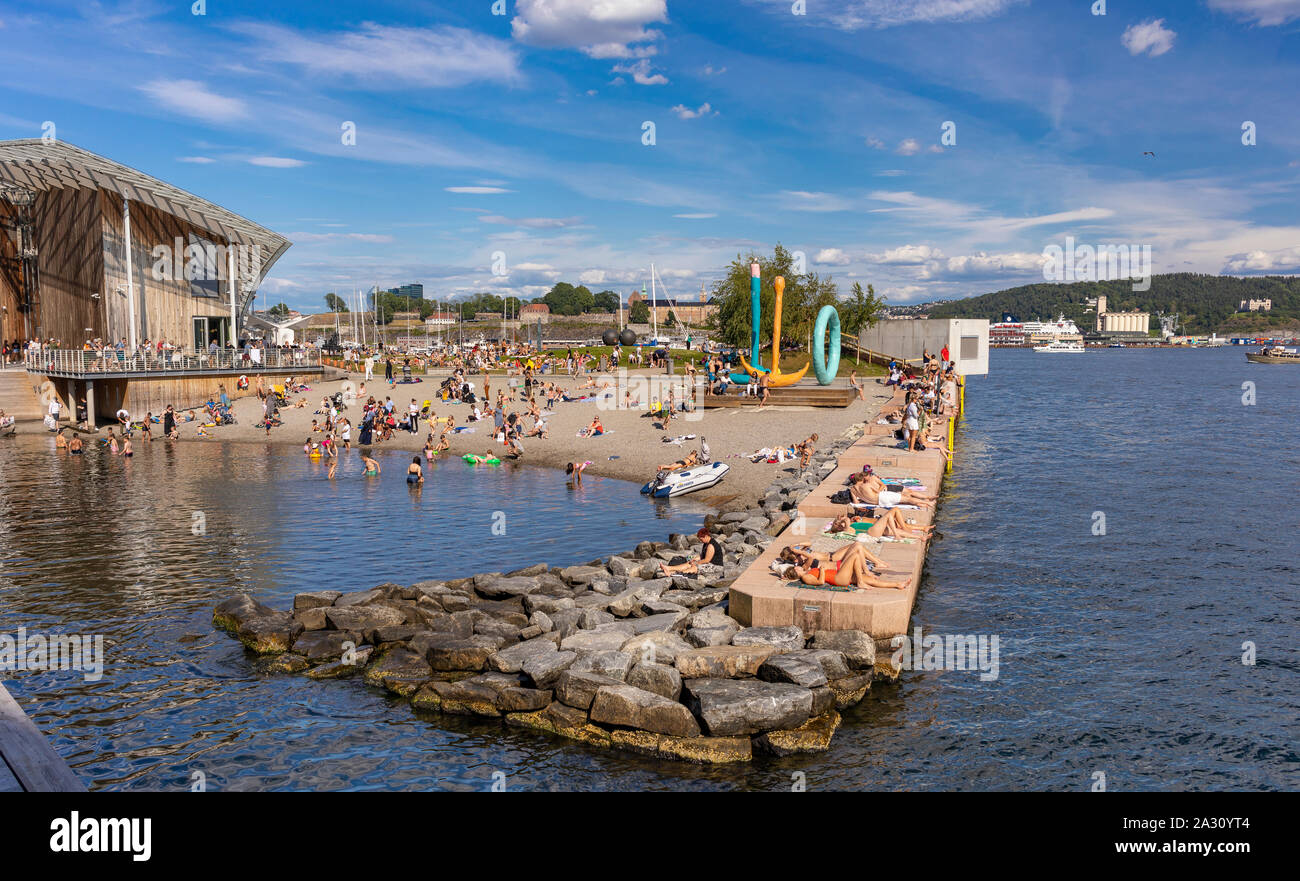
(20, 368, 892, 512)
(209, 382, 961, 764)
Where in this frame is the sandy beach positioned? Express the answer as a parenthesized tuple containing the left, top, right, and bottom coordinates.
(50, 368, 891, 511)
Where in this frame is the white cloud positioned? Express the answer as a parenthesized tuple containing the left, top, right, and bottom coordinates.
(875, 169, 906, 177)
(815, 248, 853, 265)
(479, 214, 582, 228)
(865, 136, 885, 149)
(927, 144, 944, 154)
(926, 251, 1047, 278)
(702, 65, 727, 76)
(1207, 0, 1300, 26)
(875, 244, 944, 265)
(671, 102, 715, 119)
(612, 58, 668, 85)
(579, 269, 607, 284)
(1122, 19, 1176, 57)
(237, 23, 520, 87)
(781, 191, 853, 212)
(287, 232, 393, 243)
(896, 138, 921, 155)
(830, 0, 1023, 30)
(445, 186, 513, 194)
(1222, 246, 1300, 272)
(512, 0, 667, 58)
(139, 79, 246, 123)
(178, 156, 215, 164)
(249, 156, 307, 168)
(674, 213, 716, 219)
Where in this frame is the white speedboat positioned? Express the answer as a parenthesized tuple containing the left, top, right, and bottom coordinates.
(641, 462, 730, 498)
(1033, 340, 1086, 353)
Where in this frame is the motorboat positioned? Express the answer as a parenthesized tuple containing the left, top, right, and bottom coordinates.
(1245, 346, 1300, 364)
(641, 461, 730, 498)
(1033, 340, 1086, 353)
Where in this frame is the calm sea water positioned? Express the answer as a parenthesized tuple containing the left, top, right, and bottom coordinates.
(1, 346, 1296, 790)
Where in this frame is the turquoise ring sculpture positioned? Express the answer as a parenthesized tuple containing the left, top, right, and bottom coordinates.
(812, 304, 841, 385)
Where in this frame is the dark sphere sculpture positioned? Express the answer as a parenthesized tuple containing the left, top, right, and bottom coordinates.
(601, 329, 619, 346)
(618, 328, 638, 347)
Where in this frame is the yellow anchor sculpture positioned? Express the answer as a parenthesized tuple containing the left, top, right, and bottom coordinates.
(739, 275, 809, 387)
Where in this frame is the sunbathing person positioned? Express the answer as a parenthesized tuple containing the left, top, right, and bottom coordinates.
(849, 471, 936, 509)
(657, 450, 701, 472)
(790, 542, 909, 591)
(779, 538, 890, 573)
(829, 508, 934, 541)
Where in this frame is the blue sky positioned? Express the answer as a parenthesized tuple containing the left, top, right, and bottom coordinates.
(1, 0, 1298, 312)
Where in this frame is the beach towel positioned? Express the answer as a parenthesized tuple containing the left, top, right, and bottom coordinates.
(661, 434, 698, 445)
(851, 500, 919, 510)
(785, 581, 856, 592)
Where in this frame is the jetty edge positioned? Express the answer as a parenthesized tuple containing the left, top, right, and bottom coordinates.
(212, 384, 960, 765)
(0, 681, 86, 792)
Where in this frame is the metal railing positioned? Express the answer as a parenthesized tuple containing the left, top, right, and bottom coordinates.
(25, 348, 322, 376)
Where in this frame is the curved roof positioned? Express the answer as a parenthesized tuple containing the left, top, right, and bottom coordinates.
(0, 139, 291, 303)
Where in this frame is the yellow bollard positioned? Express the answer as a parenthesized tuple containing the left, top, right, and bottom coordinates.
(958, 373, 964, 417)
(946, 416, 954, 472)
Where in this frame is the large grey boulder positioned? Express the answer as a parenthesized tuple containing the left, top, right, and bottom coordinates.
(810, 630, 876, 670)
(620, 631, 693, 667)
(758, 654, 828, 688)
(570, 650, 632, 681)
(474, 576, 544, 600)
(522, 650, 577, 689)
(293, 590, 342, 611)
(324, 605, 406, 634)
(681, 678, 814, 736)
(555, 671, 624, 710)
(486, 635, 558, 673)
(292, 630, 355, 661)
(627, 663, 682, 701)
(731, 625, 805, 653)
(560, 622, 636, 654)
(590, 685, 701, 738)
(412, 633, 505, 672)
(675, 645, 775, 679)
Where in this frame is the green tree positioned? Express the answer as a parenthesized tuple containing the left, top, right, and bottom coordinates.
(593, 290, 620, 313)
(267, 302, 291, 318)
(630, 300, 650, 324)
(324, 292, 349, 312)
(841, 282, 887, 337)
(708, 244, 840, 355)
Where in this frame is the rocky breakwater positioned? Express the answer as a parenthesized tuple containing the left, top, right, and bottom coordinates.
(212, 427, 884, 764)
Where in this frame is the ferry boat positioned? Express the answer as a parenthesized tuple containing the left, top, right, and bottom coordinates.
(1033, 340, 1087, 353)
(1245, 346, 1300, 364)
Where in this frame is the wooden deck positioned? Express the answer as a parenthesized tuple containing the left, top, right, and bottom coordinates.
(729, 387, 955, 638)
(0, 683, 85, 792)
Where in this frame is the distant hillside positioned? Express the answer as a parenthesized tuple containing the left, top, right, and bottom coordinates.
(927, 274, 1300, 334)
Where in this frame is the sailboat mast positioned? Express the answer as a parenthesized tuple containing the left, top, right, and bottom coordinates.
(651, 262, 658, 341)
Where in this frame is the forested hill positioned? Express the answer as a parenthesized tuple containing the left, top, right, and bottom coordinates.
(927, 274, 1300, 334)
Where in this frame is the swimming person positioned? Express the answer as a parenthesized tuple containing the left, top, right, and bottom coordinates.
(68, 433, 83, 454)
(406, 456, 424, 486)
(361, 450, 381, 476)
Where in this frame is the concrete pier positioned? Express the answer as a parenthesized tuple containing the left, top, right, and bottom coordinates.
(729, 385, 955, 638)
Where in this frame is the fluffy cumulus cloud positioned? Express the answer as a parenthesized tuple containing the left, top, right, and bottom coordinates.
(613, 58, 668, 85)
(874, 244, 943, 265)
(139, 79, 246, 123)
(815, 248, 853, 265)
(1207, 0, 1300, 26)
(1222, 246, 1300, 272)
(895, 138, 921, 155)
(512, 0, 668, 58)
(1121, 19, 1176, 57)
(578, 269, 607, 284)
(236, 23, 520, 87)
(672, 102, 715, 119)
(925, 251, 1046, 278)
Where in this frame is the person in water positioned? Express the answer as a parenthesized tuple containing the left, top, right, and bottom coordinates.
(121, 436, 133, 458)
(565, 460, 590, 484)
(407, 456, 424, 485)
(68, 433, 83, 454)
(361, 450, 380, 476)
(659, 528, 724, 576)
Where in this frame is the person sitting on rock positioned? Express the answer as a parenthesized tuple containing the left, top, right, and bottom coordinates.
(659, 527, 725, 576)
